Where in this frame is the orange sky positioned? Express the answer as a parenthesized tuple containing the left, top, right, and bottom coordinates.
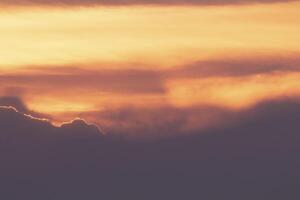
(0, 1, 300, 126)
(1, 3, 300, 68)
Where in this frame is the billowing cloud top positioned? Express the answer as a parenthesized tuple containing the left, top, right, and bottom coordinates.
(0, 106, 103, 138)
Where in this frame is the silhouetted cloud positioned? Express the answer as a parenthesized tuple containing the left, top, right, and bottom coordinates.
(1, 0, 299, 6)
(1, 98, 300, 199)
(0, 106, 102, 137)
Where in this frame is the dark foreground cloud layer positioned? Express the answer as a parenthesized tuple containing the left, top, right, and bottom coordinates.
(1, 0, 299, 6)
(1, 98, 300, 199)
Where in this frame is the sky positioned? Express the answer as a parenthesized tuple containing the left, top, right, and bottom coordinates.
(1, 0, 300, 136)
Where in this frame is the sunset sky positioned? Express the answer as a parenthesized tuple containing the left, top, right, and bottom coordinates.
(1, 0, 300, 134)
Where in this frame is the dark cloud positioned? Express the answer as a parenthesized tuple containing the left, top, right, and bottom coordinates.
(1, 98, 300, 199)
(0, 106, 102, 137)
(0, 0, 299, 6)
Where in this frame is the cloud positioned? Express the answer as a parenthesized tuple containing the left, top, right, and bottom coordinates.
(165, 55, 300, 79)
(0, 68, 165, 95)
(1, 0, 299, 6)
(1, 97, 300, 199)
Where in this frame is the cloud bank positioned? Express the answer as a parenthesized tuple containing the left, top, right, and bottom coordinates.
(1, 97, 300, 199)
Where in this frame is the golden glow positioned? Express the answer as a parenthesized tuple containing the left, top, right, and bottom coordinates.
(26, 93, 166, 114)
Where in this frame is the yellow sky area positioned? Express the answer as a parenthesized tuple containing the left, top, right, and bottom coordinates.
(0, 2, 300, 70)
(167, 72, 300, 109)
(26, 93, 167, 114)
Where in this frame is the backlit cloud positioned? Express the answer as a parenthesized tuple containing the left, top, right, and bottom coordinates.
(0, 106, 102, 137)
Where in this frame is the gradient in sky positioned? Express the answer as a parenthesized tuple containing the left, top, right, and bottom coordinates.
(1, 0, 300, 136)
(1, 0, 300, 199)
